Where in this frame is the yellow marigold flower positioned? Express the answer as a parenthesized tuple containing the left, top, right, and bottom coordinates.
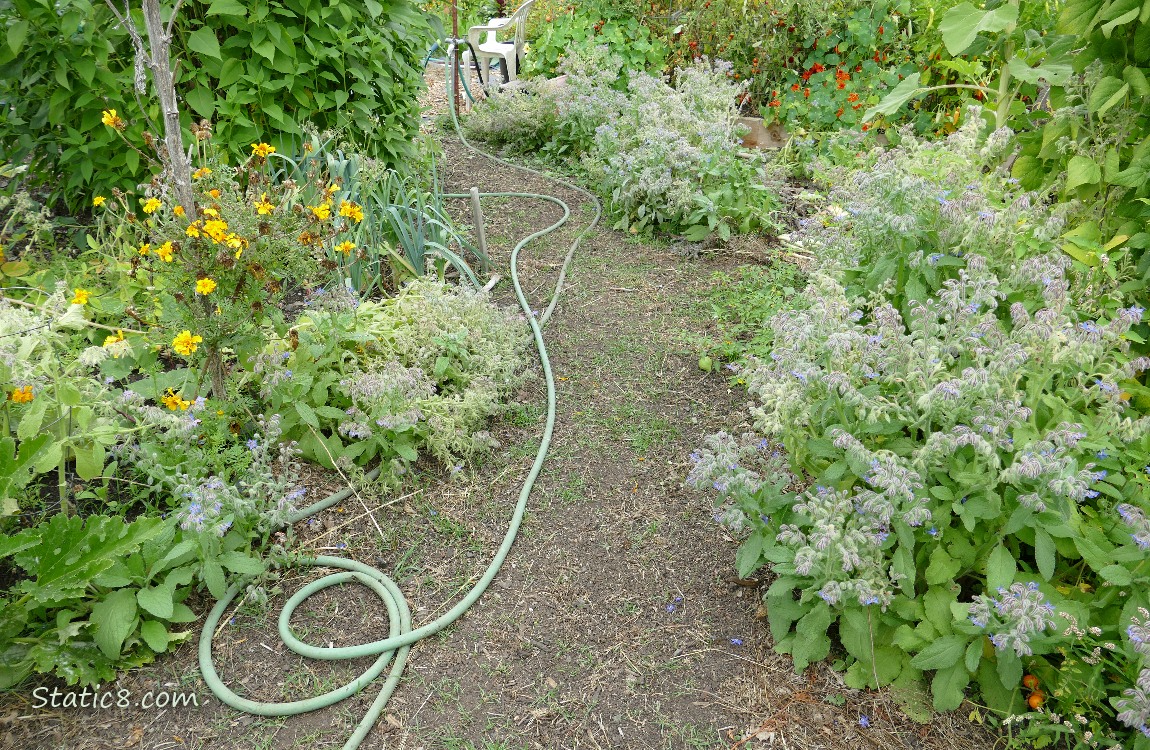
(141, 197, 162, 214)
(101, 109, 126, 130)
(338, 201, 364, 223)
(325, 182, 341, 196)
(251, 142, 275, 158)
(92, 196, 106, 207)
(254, 193, 275, 215)
(195, 277, 217, 295)
(172, 330, 203, 356)
(192, 167, 212, 179)
(310, 203, 332, 221)
(186, 221, 202, 238)
(161, 388, 191, 411)
(156, 241, 175, 262)
(9, 385, 34, 404)
(138, 243, 152, 256)
(204, 219, 229, 243)
(209, 189, 221, 199)
(103, 330, 125, 347)
(335, 240, 355, 254)
(173, 205, 186, 217)
(202, 207, 220, 218)
(71, 288, 91, 305)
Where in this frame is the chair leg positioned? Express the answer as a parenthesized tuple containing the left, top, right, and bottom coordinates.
(504, 53, 517, 82)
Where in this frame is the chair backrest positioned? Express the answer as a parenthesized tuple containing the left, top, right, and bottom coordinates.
(510, 0, 534, 49)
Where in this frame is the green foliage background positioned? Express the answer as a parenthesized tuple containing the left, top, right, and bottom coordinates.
(0, 0, 438, 213)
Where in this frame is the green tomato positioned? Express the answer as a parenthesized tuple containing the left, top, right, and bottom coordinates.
(698, 355, 713, 372)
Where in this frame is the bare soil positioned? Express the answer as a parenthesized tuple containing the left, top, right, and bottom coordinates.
(0, 85, 997, 750)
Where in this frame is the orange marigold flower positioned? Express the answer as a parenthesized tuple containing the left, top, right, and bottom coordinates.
(338, 201, 364, 223)
(9, 385, 34, 404)
(174, 205, 186, 217)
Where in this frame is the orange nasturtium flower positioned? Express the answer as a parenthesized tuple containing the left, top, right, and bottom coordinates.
(338, 201, 364, 223)
(9, 385, 34, 404)
(71, 288, 91, 305)
(172, 330, 203, 356)
(141, 197, 162, 214)
(195, 278, 217, 295)
(251, 142, 275, 158)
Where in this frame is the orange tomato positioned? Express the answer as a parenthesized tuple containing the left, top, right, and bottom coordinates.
(1022, 675, 1039, 690)
(1028, 691, 1045, 709)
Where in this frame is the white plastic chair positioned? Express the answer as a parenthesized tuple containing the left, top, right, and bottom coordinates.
(465, 0, 534, 87)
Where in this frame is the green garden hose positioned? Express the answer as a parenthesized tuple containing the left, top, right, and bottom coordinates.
(197, 45, 601, 750)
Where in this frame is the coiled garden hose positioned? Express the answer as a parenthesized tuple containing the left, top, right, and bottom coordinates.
(197, 41, 601, 750)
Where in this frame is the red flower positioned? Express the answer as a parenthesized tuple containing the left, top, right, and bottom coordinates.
(874, 52, 881, 62)
(803, 87, 810, 98)
(878, 25, 884, 35)
(856, 64, 862, 72)
(861, 123, 870, 132)
(847, 92, 859, 102)
(791, 83, 801, 91)
(769, 99, 781, 107)
(837, 81, 846, 89)
(852, 103, 862, 109)
(801, 70, 813, 81)
(813, 63, 826, 73)
(836, 107, 844, 118)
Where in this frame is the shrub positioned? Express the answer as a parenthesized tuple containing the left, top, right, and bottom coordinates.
(689, 256, 1150, 743)
(464, 49, 779, 240)
(253, 278, 528, 472)
(0, 0, 435, 213)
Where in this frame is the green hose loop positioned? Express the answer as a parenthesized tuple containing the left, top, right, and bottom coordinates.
(197, 46, 603, 750)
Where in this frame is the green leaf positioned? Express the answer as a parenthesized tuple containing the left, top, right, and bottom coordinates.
(939, 2, 1019, 56)
(735, 533, 764, 578)
(926, 548, 962, 586)
(1006, 57, 1071, 85)
(1065, 155, 1102, 191)
(863, 75, 924, 121)
(137, 582, 175, 619)
(910, 634, 968, 670)
(73, 443, 105, 481)
(986, 545, 1017, 591)
(1124, 65, 1150, 98)
(202, 560, 227, 599)
(931, 661, 971, 711)
(219, 551, 266, 575)
(89, 588, 138, 659)
(295, 401, 319, 429)
(1034, 529, 1055, 581)
(187, 28, 222, 60)
(13, 515, 163, 605)
(996, 647, 1023, 689)
(6, 20, 29, 55)
(184, 86, 215, 118)
(1089, 77, 1130, 116)
(1099, 564, 1134, 585)
(140, 620, 169, 652)
(207, 0, 248, 16)
(964, 639, 983, 673)
(791, 603, 833, 671)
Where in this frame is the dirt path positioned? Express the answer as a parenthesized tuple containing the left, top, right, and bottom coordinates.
(0, 129, 996, 750)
